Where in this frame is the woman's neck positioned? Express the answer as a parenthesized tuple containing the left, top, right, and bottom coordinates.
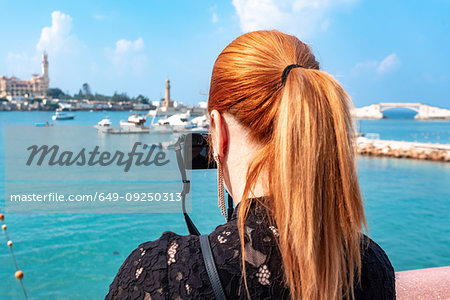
(220, 114, 268, 207)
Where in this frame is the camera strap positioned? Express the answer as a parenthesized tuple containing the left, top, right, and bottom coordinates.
(174, 134, 234, 235)
(199, 234, 227, 300)
(227, 194, 234, 222)
(174, 136, 200, 236)
(174, 135, 229, 298)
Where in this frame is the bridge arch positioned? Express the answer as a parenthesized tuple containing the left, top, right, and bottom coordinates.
(379, 103, 421, 113)
(351, 103, 450, 120)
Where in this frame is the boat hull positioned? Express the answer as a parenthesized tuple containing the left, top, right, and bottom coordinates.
(52, 116, 75, 120)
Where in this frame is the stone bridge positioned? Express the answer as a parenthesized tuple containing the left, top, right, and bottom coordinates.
(351, 103, 450, 120)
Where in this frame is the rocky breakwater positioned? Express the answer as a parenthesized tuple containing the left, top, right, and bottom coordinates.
(356, 137, 450, 162)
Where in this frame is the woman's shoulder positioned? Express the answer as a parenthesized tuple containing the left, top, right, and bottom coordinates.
(361, 235, 394, 271)
(356, 235, 396, 299)
(105, 231, 216, 300)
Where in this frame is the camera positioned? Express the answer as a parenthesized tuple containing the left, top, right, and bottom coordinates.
(174, 132, 232, 235)
(183, 133, 217, 170)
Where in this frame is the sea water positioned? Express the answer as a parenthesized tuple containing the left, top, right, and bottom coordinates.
(0, 110, 449, 299)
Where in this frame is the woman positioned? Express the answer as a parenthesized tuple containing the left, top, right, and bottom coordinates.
(106, 30, 395, 300)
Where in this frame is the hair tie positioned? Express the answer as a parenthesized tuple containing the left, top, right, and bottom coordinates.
(281, 64, 304, 85)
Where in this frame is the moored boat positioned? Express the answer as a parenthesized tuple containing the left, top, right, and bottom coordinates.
(95, 114, 150, 134)
(52, 111, 75, 120)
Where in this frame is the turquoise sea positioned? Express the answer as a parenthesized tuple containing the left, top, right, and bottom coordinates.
(0, 109, 449, 299)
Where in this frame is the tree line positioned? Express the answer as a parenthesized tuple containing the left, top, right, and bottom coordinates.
(46, 83, 151, 104)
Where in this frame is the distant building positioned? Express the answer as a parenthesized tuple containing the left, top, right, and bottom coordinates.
(148, 78, 207, 117)
(163, 79, 173, 108)
(0, 53, 50, 99)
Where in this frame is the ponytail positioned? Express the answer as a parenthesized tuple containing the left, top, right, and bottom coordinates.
(209, 30, 366, 300)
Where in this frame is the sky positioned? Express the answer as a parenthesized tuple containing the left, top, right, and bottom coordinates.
(0, 0, 449, 107)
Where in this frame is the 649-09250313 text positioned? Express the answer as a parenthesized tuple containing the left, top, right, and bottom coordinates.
(9, 192, 182, 202)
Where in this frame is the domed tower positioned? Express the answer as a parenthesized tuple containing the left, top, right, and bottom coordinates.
(163, 79, 173, 108)
(42, 53, 49, 80)
(40, 52, 50, 97)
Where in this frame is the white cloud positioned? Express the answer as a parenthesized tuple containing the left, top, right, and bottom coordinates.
(115, 38, 144, 54)
(94, 14, 106, 20)
(320, 18, 332, 31)
(353, 53, 401, 76)
(106, 38, 148, 76)
(209, 6, 219, 23)
(232, 0, 357, 38)
(212, 12, 219, 23)
(377, 53, 400, 74)
(6, 11, 85, 85)
(36, 11, 80, 54)
(232, 0, 286, 32)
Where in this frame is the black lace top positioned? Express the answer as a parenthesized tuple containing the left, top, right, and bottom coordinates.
(106, 201, 395, 299)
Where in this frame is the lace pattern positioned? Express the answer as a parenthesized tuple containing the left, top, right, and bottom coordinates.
(106, 200, 395, 299)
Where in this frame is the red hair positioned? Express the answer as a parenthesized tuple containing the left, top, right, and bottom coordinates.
(208, 30, 366, 300)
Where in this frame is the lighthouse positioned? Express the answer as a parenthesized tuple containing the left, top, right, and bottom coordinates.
(163, 79, 173, 108)
(42, 53, 49, 79)
(41, 52, 50, 90)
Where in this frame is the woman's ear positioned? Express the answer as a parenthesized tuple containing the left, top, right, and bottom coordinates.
(210, 110, 228, 158)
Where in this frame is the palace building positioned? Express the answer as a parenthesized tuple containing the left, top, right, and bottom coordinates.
(0, 53, 50, 99)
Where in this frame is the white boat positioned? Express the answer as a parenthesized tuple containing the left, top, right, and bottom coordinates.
(152, 112, 193, 132)
(95, 115, 149, 134)
(94, 117, 113, 133)
(52, 111, 75, 120)
(157, 112, 190, 125)
(117, 114, 150, 133)
(148, 106, 206, 117)
(191, 114, 209, 128)
(97, 116, 112, 127)
(120, 113, 147, 126)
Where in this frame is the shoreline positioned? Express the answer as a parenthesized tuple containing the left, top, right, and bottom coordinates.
(356, 137, 450, 162)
